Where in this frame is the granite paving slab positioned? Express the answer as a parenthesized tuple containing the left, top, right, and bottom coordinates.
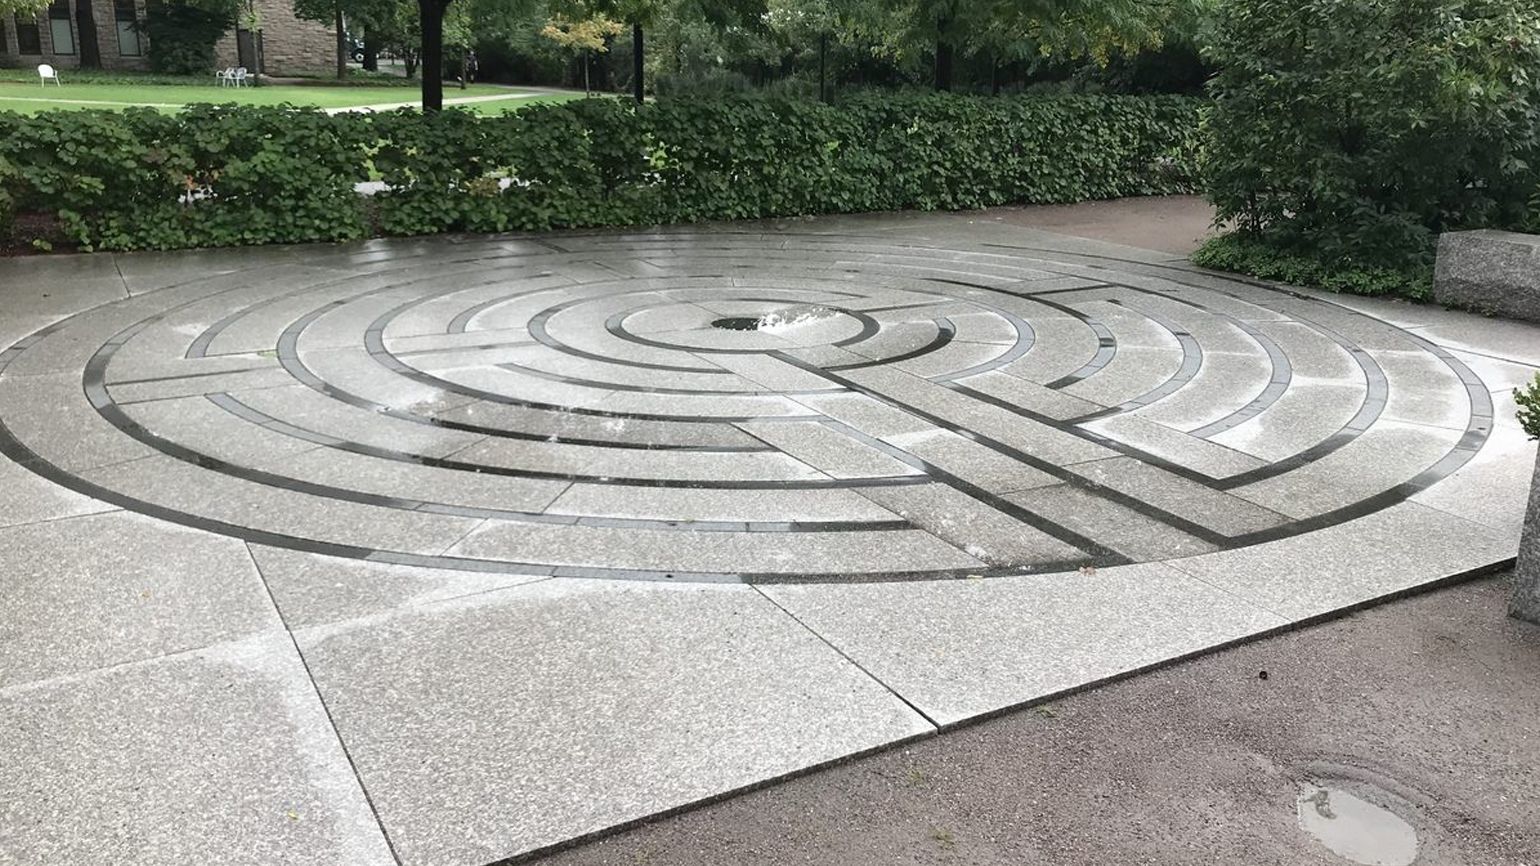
(294, 580, 932, 864)
(0, 632, 394, 866)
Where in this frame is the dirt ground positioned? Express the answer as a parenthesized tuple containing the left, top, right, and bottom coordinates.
(972, 195, 1219, 256)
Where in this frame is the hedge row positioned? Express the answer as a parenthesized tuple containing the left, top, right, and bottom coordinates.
(0, 93, 1203, 252)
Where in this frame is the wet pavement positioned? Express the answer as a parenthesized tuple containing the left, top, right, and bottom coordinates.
(0, 207, 1535, 865)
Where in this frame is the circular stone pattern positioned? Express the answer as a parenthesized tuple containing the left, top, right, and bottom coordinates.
(0, 231, 1492, 583)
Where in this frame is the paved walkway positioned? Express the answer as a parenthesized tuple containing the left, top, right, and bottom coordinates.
(0, 211, 1534, 865)
(325, 91, 546, 114)
(535, 571, 1540, 866)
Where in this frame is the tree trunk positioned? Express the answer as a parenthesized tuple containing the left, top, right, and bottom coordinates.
(420, 0, 446, 111)
(990, 56, 999, 95)
(818, 33, 827, 102)
(75, 0, 100, 69)
(459, 50, 467, 89)
(363, 33, 380, 72)
(934, 37, 953, 91)
(583, 51, 590, 95)
(335, 8, 347, 79)
(631, 23, 644, 104)
(934, 8, 955, 92)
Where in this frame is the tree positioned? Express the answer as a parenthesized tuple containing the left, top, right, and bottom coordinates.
(1203, 0, 1540, 269)
(557, 0, 669, 102)
(75, 0, 102, 68)
(0, 0, 45, 13)
(418, 0, 452, 108)
(373, 0, 422, 77)
(786, 0, 1202, 91)
(295, 0, 395, 79)
(540, 12, 623, 93)
(143, 0, 241, 75)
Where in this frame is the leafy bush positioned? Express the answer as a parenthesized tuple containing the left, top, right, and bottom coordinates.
(1, 107, 369, 250)
(1202, 0, 1540, 277)
(0, 92, 1202, 251)
(1518, 373, 1540, 439)
(1192, 233, 1432, 299)
(370, 93, 1202, 237)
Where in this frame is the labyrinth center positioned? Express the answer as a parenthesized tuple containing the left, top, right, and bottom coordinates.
(0, 232, 1491, 582)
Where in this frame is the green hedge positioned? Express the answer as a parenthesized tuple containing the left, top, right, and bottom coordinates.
(0, 93, 1202, 252)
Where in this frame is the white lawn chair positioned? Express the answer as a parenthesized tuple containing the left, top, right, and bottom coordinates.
(231, 67, 250, 87)
(215, 67, 234, 86)
(38, 64, 61, 87)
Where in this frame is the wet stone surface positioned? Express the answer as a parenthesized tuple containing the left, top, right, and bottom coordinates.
(0, 229, 1509, 583)
(1, 220, 1533, 866)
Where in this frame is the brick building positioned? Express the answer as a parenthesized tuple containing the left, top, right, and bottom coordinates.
(0, 0, 334, 77)
(0, 0, 150, 72)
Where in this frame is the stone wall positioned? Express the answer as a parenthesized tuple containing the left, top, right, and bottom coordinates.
(214, 0, 337, 77)
(0, 1, 151, 72)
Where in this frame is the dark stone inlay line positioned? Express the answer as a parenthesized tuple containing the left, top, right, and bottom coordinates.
(1065, 298, 1203, 423)
(926, 274, 1387, 485)
(809, 416, 1129, 568)
(490, 359, 841, 397)
(1124, 288, 1295, 439)
(773, 349, 1203, 554)
(201, 277, 770, 449)
(104, 364, 275, 387)
(533, 305, 724, 374)
(1212, 339, 1389, 490)
(967, 245, 1489, 496)
(184, 253, 546, 360)
(205, 392, 925, 496)
(922, 279, 1124, 388)
(939, 379, 1229, 489)
(0, 232, 1499, 585)
(352, 304, 824, 425)
(827, 318, 957, 371)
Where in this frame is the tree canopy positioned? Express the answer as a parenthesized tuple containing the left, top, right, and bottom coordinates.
(0, 0, 46, 15)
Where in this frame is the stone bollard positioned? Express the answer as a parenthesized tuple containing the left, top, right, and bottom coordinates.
(1434, 230, 1540, 324)
(1513, 458, 1540, 623)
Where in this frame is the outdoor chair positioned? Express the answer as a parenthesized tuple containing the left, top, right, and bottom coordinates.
(231, 67, 250, 87)
(38, 64, 60, 87)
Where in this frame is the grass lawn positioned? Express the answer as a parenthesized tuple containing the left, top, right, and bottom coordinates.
(0, 77, 592, 115)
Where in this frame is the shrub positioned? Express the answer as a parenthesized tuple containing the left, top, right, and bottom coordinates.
(1202, 0, 1540, 275)
(371, 93, 1202, 236)
(1518, 373, 1540, 439)
(0, 106, 370, 250)
(0, 92, 1202, 251)
(1192, 233, 1432, 299)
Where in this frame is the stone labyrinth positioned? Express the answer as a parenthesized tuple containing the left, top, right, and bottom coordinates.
(0, 231, 1493, 583)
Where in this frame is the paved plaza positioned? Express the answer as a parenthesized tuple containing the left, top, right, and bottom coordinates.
(1, 213, 1536, 865)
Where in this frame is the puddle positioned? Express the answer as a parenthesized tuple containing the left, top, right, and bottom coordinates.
(1296, 783, 1419, 866)
(711, 305, 839, 332)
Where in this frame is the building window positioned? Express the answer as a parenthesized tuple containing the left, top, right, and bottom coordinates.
(47, 0, 73, 55)
(114, 0, 141, 57)
(16, 20, 41, 55)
